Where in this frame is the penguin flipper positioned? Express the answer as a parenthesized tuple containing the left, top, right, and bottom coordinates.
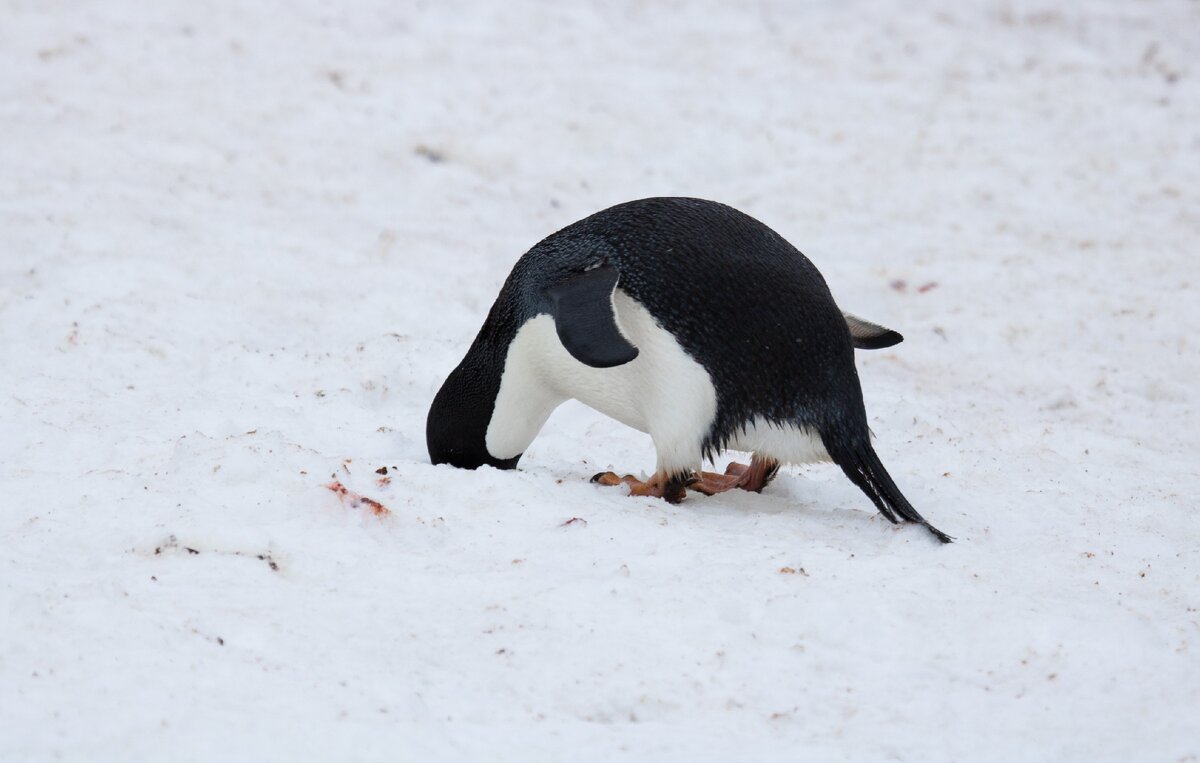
(844, 312, 903, 350)
(546, 266, 640, 369)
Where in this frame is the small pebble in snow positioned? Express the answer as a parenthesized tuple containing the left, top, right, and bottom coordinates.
(414, 145, 446, 163)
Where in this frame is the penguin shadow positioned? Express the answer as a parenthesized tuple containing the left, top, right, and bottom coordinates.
(710, 463, 928, 539)
(758, 468, 953, 542)
(694, 464, 801, 517)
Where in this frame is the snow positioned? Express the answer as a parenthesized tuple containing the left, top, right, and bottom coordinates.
(2, 1, 1198, 759)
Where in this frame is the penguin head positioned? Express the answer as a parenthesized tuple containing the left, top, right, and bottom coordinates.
(426, 356, 521, 471)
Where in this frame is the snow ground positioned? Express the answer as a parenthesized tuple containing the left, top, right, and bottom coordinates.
(2, 1, 1198, 760)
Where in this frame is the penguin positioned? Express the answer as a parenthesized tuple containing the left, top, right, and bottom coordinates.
(426, 197, 951, 543)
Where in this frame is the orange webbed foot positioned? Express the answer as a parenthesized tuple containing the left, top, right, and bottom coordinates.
(591, 471, 691, 503)
(689, 454, 781, 495)
(689, 471, 745, 495)
(725, 454, 781, 493)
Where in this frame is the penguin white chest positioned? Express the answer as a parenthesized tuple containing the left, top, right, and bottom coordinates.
(485, 290, 718, 472)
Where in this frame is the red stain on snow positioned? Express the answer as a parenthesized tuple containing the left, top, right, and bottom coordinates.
(325, 480, 390, 517)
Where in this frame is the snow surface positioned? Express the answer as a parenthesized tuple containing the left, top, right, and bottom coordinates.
(3, 1, 1199, 760)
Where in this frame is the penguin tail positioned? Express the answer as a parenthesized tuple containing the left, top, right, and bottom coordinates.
(824, 438, 953, 544)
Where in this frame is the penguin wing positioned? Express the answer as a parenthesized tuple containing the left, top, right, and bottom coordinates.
(545, 266, 640, 369)
(843, 312, 904, 350)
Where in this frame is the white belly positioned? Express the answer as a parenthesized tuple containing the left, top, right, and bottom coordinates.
(485, 290, 718, 474)
(727, 417, 831, 464)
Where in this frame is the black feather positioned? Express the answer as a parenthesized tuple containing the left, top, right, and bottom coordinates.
(824, 435, 953, 543)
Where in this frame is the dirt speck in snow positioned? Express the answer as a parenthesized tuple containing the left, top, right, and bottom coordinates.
(326, 480, 390, 517)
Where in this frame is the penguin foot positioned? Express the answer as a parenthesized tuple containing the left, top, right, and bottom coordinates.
(692, 454, 781, 495)
(591, 471, 691, 503)
(689, 471, 745, 495)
